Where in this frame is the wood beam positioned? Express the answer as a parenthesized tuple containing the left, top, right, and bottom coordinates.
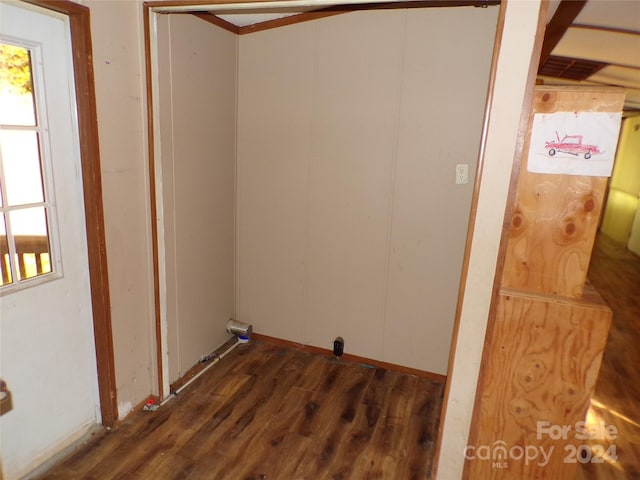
(192, 12, 240, 34)
(539, 0, 587, 68)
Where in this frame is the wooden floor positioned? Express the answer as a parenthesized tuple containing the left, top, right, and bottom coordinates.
(578, 234, 640, 480)
(38, 341, 444, 480)
(36, 232, 638, 480)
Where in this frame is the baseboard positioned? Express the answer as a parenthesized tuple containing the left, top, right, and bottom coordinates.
(252, 333, 447, 383)
(156, 332, 446, 417)
(17, 422, 102, 480)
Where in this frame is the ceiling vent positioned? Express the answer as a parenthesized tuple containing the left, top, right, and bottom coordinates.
(538, 55, 608, 81)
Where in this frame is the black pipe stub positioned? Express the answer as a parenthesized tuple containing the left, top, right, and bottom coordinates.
(333, 337, 344, 357)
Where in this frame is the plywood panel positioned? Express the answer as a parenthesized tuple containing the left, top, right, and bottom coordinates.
(466, 87, 623, 480)
(501, 87, 625, 298)
(468, 288, 611, 480)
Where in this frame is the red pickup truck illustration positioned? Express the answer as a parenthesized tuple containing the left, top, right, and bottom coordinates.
(545, 131, 601, 159)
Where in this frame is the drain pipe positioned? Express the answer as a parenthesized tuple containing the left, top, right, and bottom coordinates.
(159, 331, 250, 407)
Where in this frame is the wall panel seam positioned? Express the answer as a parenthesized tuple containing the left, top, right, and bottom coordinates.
(380, 9, 409, 362)
(301, 22, 321, 344)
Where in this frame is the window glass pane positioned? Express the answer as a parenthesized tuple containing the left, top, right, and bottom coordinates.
(0, 214, 11, 285)
(10, 207, 51, 280)
(0, 130, 44, 205)
(0, 43, 36, 126)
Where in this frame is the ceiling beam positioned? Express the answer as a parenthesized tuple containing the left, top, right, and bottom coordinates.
(539, 0, 587, 68)
(192, 12, 240, 34)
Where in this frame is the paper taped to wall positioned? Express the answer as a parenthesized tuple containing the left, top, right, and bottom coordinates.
(527, 111, 622, 177)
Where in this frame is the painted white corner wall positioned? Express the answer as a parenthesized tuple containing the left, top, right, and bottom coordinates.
(81, 0, 157, 418)
(237, 7, 498, 375)
(436, 1, 543, 478)
(157, 14, 237, 383)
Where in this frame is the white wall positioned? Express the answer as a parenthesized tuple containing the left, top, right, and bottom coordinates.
(436, 1, 544, 478)
(83, 0, 156, 418)
(237, 7, 498, 375)
(157, 14, 237, 382)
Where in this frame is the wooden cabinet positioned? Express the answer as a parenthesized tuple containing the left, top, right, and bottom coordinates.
(465, 86, 625, 479)
(501, 87, 624, 299)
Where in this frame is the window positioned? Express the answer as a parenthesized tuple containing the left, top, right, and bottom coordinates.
(0, 42, 57, 289)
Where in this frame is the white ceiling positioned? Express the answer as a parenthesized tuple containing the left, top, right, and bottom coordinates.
(540, 0, 640, 110)
(206, 0, 640, 110)
(217, 12, 303, 26)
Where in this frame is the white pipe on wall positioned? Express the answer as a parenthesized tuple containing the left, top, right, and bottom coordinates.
(159, 337, 243, 406)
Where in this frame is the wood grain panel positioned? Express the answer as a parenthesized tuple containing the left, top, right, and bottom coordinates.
(468, 289, 611, 479)
(501, 87, 625, 298)
(37, 339, 445, 480)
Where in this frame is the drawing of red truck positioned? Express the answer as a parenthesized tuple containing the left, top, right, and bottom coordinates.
(545, 131, 600, 159)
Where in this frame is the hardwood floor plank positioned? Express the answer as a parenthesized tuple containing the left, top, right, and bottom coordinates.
(36, 339, 445, 480)
(231, 387, 314, 479)
(400, 379, 445, 480)
(37, 431, 126, 479)
(218, 352, 319, 462)
(292, 361, 353, 438)
(352, 374, 418, 478)
(291, 364, 375, 479)
(576, 234, 640, 480)
(209, 351, 317, 464)
(327, 368, 398, 480)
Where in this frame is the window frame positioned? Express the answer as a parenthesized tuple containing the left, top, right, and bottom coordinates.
(0, 36, 63, 294)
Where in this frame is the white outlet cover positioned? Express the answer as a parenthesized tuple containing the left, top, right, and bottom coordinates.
(455, 164, 469, 184)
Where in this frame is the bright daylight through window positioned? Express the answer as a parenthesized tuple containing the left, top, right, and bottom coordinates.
(0, 42, 54, 288)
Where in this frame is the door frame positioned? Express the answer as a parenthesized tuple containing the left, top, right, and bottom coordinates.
(142, 0, 511, 407)
(143, 3, 544, 477)
(23, 0, 117, 427)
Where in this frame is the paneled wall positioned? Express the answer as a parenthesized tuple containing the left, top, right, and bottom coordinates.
(84, 0, 156, 419)
(237, 7, 498, 374)
(157, 15, 237, 382)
